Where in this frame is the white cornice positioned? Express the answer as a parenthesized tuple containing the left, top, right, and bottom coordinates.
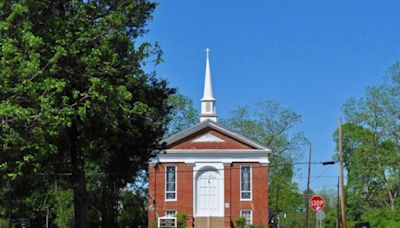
(162, 120, 272, 153)
(153, 152, 269, 164)
(164, 149, 269, 154)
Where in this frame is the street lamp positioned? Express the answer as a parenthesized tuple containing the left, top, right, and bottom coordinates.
(322, 161, 336, 166)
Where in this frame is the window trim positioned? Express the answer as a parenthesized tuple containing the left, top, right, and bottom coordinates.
(240, 165, 252, 201)
(165, 210, 177, 217)
(240, 209, 253, 225)
(165, 165, 177, 201)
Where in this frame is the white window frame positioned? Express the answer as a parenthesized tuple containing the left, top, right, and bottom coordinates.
(165, 210, 177, 217)
(240, 210, 253, 225)
(165, 165, 177, 201)
(240, 165, 252, 201)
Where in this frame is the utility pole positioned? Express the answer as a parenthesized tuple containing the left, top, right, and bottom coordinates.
(305, 144, 312, 228)
(338, 118, 347, 228)
(336, 176, 340, 228)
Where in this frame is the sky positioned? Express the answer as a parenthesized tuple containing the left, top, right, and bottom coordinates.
(142, 0, 400, 192)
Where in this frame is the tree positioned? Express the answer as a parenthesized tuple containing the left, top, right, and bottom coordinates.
(117, 189, 148, 228)
(337, 62, 400, 224)
(51, 189, 74, 228)
(0, 0, 174, 227)
(223, 100, 308, 227)
(318, 188, 339, 228)
(166, 93, 199, 136)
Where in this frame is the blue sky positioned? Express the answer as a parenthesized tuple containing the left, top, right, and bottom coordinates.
(143, 1, 400, 192)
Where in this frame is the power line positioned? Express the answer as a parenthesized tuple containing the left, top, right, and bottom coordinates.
(33, 161, 331, 176)
(149, 161, 330, 174)
(300, 184, 338, 190)
(33, 161, 338, 188)
(293, 176, 338, 179)
(309, 165, 333, 184)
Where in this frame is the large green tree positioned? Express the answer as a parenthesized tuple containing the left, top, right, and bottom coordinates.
(166, 93, 199, 136)
(337, 62, 400, 225)
(223, 100, 308, 227)
(0, 0, 174, 227)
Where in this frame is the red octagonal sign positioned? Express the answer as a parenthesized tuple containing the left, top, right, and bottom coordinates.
(309, 195, 325, 211)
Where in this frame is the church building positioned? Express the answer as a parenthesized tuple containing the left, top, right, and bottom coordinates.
(148, 49, 271, 228)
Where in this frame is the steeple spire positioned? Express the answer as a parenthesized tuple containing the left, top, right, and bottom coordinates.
(200, 48, 217, 122)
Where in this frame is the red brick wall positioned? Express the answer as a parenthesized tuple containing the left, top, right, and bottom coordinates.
(224, 163, 232, 227)
(229, 162, 269, 227)
(148, 162, 269, 228)
(148, 163, 194, 227)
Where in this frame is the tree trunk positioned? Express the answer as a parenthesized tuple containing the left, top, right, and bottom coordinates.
(101, 204, 116, 228)
(70, 119, 89, 228)
(388, 190, 395, 210)
(101, 180, 118, 228)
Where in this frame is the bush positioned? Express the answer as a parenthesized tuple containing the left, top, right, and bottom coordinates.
(151, 220, 158, 228)
(51, 189, 74, 228)
(361, 208, 400, 227)
(249, 224, 264, 228)
(235, 217, 246, 228)
(176, 212, 187, 228)
(0, 218, 9, 227)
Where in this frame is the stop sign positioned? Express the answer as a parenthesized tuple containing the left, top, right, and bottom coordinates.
(309, 195, 325, 211)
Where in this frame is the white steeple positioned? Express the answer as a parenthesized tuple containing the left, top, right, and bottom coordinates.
(200, 48, 217, 122)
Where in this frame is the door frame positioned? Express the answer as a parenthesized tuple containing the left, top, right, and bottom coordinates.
(193, 163, 224, 217)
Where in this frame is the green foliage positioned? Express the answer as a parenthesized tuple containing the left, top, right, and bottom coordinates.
(51, 189, 74, 228)
(361, 208, 400, 227)
(176, 212, 187, 228)
(0, 218, 8, 227)
(224, 100, 308, 226)
(249, 224, 264, 228)
(0, 0, 174, 226)
(117, 189, 148, 228)
(235, 217, 246, 228)
(336, 62, 400, 224)
(317, 188, 339, 228)
(151, 220, 158, 228)
(166, 93, 199, 136)
(280, 210, 306, 228)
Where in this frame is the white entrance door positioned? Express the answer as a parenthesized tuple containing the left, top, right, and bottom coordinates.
(196, 169, 221, 216)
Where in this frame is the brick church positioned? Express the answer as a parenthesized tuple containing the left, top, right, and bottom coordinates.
(148, 49, 271, 227)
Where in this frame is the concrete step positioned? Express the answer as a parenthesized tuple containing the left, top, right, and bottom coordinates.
(194, 217, 224, 228)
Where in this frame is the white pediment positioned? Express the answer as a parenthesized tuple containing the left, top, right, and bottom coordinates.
(162, 120, 271, 151)
(192, 133, 225, 142)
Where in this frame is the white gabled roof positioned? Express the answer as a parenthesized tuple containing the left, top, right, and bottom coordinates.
(162, 119, 272, 152)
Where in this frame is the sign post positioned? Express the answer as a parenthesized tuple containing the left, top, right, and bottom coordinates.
(310, 196, 325, 228)
(309, 195, 325, 212)
(316, 210, 326, 228)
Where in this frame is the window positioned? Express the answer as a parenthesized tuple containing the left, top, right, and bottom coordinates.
(165, 210, 177, 217)
(240, 210, 253, 225)
(206, 102, 211, 112)
(240, 166, 252, 200)
(165, 166, 176, 200)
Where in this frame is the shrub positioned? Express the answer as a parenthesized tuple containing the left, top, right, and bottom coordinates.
(235, 217, 246, 228)
(0, 218, 8, 228)
(176, 212, 187, 228)
(249, 224, 264, 228)
(151, 220, 158, 228)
